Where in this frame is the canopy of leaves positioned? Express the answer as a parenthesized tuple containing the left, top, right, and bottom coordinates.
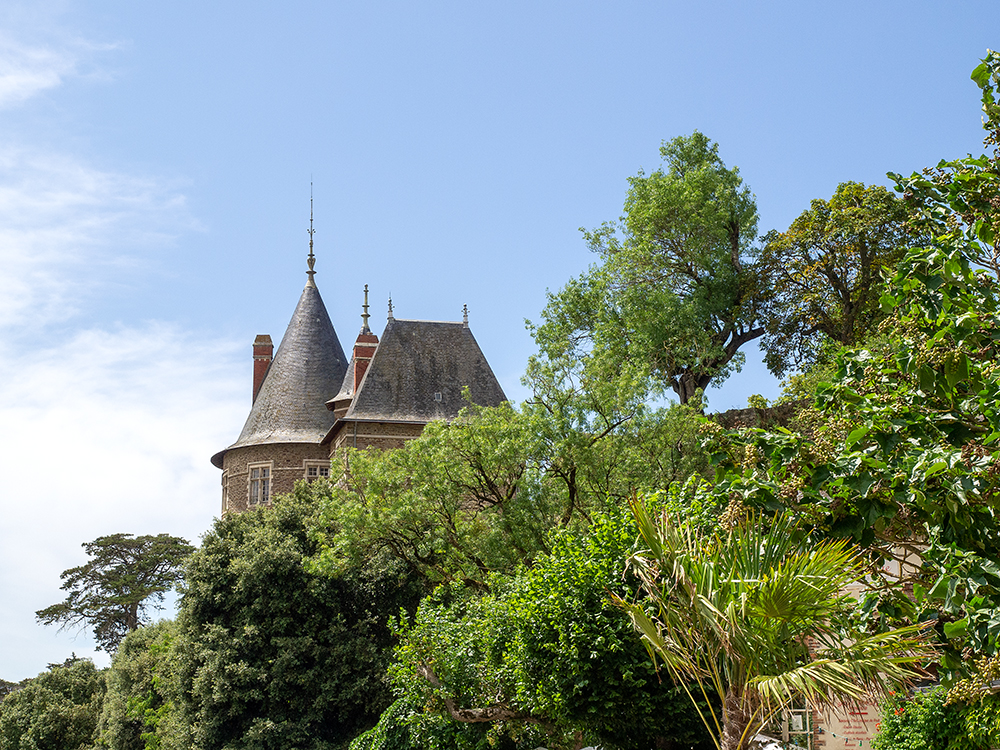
(698, 52, 1000, 678)
(97, 620, 186, 750)
(383, 503, 714, 750)
(171, 492, 422, 750)
(0, 658, 105, 750)
(760, 181, 918, 377)
(533, 131, 765, 405)
(35, 533, 193, 654)
(621, 506, 933, 750)
(308, 400, 706, 591)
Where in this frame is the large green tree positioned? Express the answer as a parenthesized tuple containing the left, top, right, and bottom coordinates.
(692, 53, 1000, 683)
(759, 181, 918, 377)
(534, 132, 765, 405)
(309, 399, 706, 590)
(375, 502, 714, 750)
(0, 657, 105, 750)
(172, 492, 421, 750)
(36, 534, 193, 654)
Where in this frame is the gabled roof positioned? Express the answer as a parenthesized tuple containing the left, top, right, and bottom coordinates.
(330, 318, 506, 427)
(211, 282, 347, 468)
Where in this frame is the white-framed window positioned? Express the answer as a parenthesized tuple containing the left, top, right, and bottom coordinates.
(221, 469, 229, 513)
(249, 462, 272, 505)
(304, 461, 331, 482)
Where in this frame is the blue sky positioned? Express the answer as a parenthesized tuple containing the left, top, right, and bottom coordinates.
(0, 1, 994, 679)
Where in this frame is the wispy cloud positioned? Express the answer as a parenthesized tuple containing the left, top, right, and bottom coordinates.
(0, 323, 245, 678)
(0, 29, 112, 109)
(0, 148, 196, 333)
(0, 8, 236, 680)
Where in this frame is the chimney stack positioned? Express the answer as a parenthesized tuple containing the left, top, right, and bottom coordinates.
(252, 334, 273, 403)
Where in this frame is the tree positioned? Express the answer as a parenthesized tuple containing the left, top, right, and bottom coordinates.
(759, 181, 919, 377)
(171, 492, 421, 750)
(620, 505, 933, 750)
(534, 132, 766, 405)
(698, 51, 1000, 672)
(309, 399, 707, 590)
(0, 657, 105, 750)
(382, 502, 715, 750)
(97, 620, 187, 750)
(36, 534, 193, 654)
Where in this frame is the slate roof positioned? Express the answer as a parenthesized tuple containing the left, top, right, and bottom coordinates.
(330, 318, 506, 427)
(211, 281, 347, 468)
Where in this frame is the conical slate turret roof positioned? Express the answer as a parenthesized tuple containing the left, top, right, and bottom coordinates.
(211, 280, 347, 468)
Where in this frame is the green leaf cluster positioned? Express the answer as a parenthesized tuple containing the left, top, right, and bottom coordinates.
(0, 658, 105, 750)
(533, 131, 766, 405)
(383, 503, 714, 750)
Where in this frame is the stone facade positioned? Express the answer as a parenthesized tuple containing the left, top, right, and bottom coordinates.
(211, 263, 506, 516)
(327, 421, 425, 452)
(220, 442, 331, 514)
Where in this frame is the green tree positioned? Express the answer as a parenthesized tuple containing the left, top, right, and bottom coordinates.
(0, 657, 105, 750)
(534, 132, 765, 405)
(759, 181, 918, 377)
(620, 505, 933, 750)
(699, 51, 1000, 671)
(36, 534, 193, 654)
(309, 400, 707, 590)
(97, 620, 187, 750)
(384, 503, 715, 750)
(172, 491, 421, 750)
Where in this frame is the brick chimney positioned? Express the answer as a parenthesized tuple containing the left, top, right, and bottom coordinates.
(252, 334, 273, 403)
(353, 332, 379, 391)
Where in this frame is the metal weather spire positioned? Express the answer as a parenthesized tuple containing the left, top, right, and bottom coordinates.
(361, 284, 371, 333)
(462, 303, 469, 327)
(306, 182, 317, 288)
(387, 295, 394, 321)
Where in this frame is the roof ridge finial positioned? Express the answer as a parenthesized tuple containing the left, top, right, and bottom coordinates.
(306, 181, 316, 288)
(462, 303, 469, 327)
(361, 284, 371, 333)
(387, 294, 394, 321)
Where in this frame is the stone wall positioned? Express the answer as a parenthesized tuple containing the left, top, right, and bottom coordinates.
(328, 421, 425, 453)
(221, 442, 330, 514)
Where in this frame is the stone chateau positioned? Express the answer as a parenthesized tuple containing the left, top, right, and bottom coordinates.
(211, 245, 506, 514)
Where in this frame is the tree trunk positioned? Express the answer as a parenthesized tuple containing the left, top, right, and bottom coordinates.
(721, 688, 751, 750)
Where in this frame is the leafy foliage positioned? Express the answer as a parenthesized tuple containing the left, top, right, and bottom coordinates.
(97, 620, 185, 750)
(172, 492, 421, 750)
(621, 506, 934, 750)
(386, 504, 714, 750)
(308, 400, 707, 590)
(0, 657, 105, 750)
(760, 181, 918, 376)
(533, 132, 765, 405)
(36, 534, 193, 654)
(871, 689, 972, 750)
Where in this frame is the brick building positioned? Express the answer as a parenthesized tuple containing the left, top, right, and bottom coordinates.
(211, 248, 505, 514)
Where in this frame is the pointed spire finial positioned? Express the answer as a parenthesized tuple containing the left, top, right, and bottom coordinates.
(462, 303, 469, 327)
(361, 284, 371, 333)
(387, 295, 394, 321)
(306, 181, 317, 287)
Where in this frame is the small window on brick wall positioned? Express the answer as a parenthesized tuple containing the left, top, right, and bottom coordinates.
(304, 462, 331, 482)
(249, 463, 272, 505)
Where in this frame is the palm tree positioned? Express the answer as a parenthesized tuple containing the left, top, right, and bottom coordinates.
(618, 500, 933, 750)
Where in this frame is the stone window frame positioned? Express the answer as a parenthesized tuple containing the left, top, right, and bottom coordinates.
(303, 460, 331, 482)
(248, 461, 273, 506)
(221, 468, 229, 514)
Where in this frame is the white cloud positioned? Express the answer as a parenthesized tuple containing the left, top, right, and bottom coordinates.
(0, 34, 80, 108)
(0, 148, 196, 333)
(0, 323, 246, 679)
